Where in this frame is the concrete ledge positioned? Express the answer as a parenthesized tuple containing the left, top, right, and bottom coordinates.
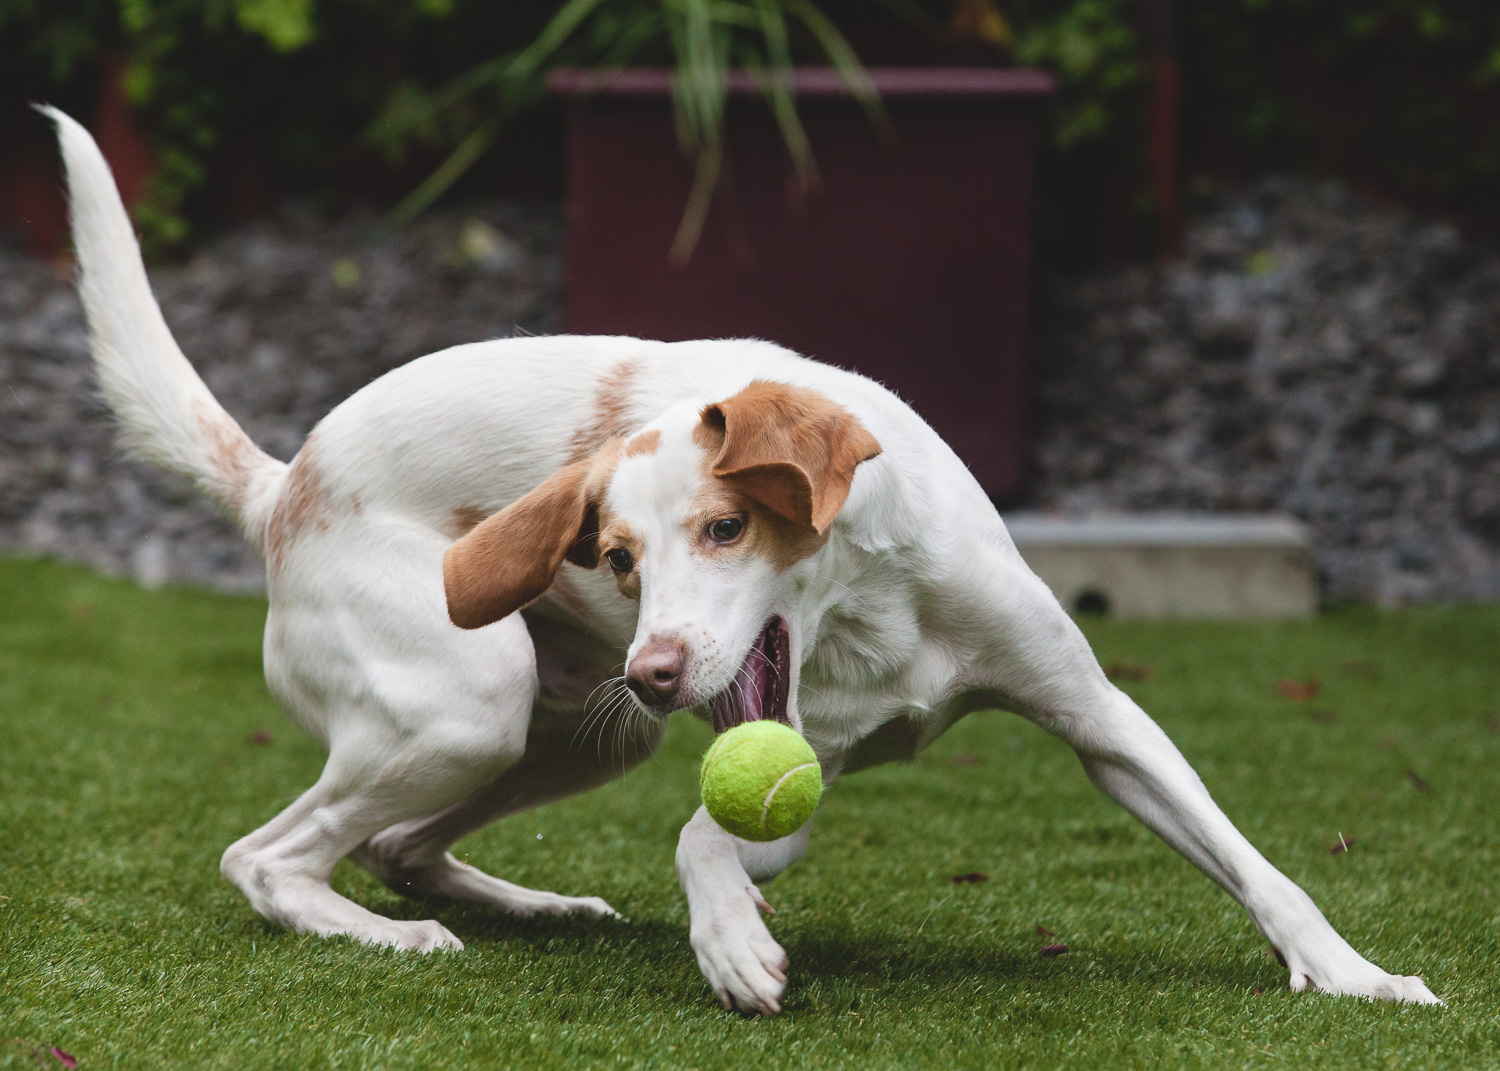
(1003, 512, 1316, 619)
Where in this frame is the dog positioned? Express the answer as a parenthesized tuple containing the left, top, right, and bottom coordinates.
(43, 106, 1439, 1012)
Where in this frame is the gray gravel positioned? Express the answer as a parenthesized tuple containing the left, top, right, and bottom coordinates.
(4, 177, 1499, 603)
(0, 202, 560, 591)
(1030, 178, 1500, 604)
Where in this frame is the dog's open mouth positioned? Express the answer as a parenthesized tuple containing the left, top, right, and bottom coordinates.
(708, 617, 791, 734)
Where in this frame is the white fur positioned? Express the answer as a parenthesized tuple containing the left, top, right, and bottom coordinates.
(47, 108, 1440, 1011)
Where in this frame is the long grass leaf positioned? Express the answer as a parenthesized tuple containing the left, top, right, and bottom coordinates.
(383, 117, 501, 228)
(747, 0, 815, 182)
(787, 0, 888, 133)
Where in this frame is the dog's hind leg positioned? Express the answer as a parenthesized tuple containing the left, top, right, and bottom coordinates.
(220, 703, 530, 950)
(958, 530, 1441, 1004)
(222, 576, 537, 951)
(350, 706, 664, 918)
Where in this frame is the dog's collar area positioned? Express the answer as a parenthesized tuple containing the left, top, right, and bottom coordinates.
(709, 617, 791, 733)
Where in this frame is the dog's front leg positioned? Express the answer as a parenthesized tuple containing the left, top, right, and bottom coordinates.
(1059, 688, 1441, 1003)
(676, 806, 810, 1014)
(964, 548, 1441, 1004)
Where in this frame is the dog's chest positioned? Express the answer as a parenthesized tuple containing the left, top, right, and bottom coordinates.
(798, 586, 971, 772)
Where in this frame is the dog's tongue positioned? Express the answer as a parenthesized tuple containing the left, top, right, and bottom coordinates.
(709, 658, 765, 732)
(709, 618, 789, 733)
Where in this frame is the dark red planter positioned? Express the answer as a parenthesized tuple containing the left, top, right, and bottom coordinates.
(551, 67, 1053, 500)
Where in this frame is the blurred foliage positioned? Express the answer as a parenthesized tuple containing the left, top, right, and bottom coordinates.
(2, 0, 1499, 252)
(1010, 0, 1142, 147)
(0, 1, 559, 250)
(1184, 0, 1500, 217)
(371, 0, 883, 261)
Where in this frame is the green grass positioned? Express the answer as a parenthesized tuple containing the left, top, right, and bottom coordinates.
(1, 556, 1497, 1070)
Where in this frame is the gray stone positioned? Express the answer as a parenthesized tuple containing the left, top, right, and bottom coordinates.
(0, 201, 561, 592)
(1032, 176, 1500, 604)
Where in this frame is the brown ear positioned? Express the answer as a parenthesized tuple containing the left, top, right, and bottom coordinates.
(443, 458, 602, 629)
(699, 381, 881, 534)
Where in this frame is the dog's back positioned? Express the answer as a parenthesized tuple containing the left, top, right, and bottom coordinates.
(48, 101, 924, 576)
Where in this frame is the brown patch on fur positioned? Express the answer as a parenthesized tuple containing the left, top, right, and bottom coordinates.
(594, 509, 644, 600)
(264, 436, 331, 574)
(623, 429, 661, 458)
(696, 380, 882, 534)
(567, 360, 640, 464)
(448, 505, 490, 539)
(194, 400, 262, 508)
(688, 479, 827, 572)
(444, 443, 623, 629)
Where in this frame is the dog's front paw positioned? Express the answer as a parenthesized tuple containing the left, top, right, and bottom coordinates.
(1279, 943, 1442, 1005)
(689, 884, 789, 1015)
(1287, 962, 1441, 1004)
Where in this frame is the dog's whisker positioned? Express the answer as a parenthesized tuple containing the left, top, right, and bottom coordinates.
(817, 574, 869, 608)
(744, 645, 784, 683)
(592, 689, 632, 765)
(573, 676, 629, 752)
(585, 686, 632, 761)
(582, 673, 626, 713)
(607, 688, 642, 768)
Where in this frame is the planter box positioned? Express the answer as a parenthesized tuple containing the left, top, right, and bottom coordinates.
(550, 68, 1053, 500)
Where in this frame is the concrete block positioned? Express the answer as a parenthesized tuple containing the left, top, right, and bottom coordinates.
(1002, 513, 1316, 619)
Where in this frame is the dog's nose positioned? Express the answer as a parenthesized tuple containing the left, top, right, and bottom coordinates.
(626, 639, 687, 707)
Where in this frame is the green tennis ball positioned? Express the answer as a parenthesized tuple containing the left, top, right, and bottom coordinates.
(700, 721, 822, 842)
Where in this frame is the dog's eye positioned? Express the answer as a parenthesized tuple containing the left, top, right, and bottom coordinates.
(708, 517, 744, 544)
(605, 548, 633, 573)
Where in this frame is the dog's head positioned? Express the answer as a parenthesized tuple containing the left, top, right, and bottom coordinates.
(443, 379, 881, 729)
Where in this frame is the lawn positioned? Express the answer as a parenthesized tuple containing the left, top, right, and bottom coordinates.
(1, 556, 1496, 1070)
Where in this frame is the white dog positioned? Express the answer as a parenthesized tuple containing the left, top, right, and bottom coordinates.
(44, 106, 1439, 1012)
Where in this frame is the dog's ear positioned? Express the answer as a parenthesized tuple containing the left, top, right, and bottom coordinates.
(699, 381, 882, 534)
(443, 458, 604, 629)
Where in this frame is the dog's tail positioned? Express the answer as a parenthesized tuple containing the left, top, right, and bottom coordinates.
(40, 105, 285, 551)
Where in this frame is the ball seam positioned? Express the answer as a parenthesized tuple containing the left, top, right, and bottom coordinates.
(760, 761, 819, 834)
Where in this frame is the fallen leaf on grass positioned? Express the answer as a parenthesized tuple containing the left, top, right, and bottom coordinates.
(1253, 986, 1264, 995)
(1035, 925, 1054, 936)
(249, 730, 273, 745)
(1275, 678, 1320, 701)
(948, 753, 980, 767)
(1379, 735, 1396, 750)
(951, 872, 989, 884)
(1329, 835, 1356, 855)
(1405, 770, 1430, 794)
(1040, 944, 1068, 957)
(1311, 708, 1336, 724)
(51, 1048, 77, 1069)
(1340, 659, 1378, 679)
(1104, 662, 1152, 682)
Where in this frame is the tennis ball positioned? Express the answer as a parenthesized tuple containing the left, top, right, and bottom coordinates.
(700, 721, 822, 842)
